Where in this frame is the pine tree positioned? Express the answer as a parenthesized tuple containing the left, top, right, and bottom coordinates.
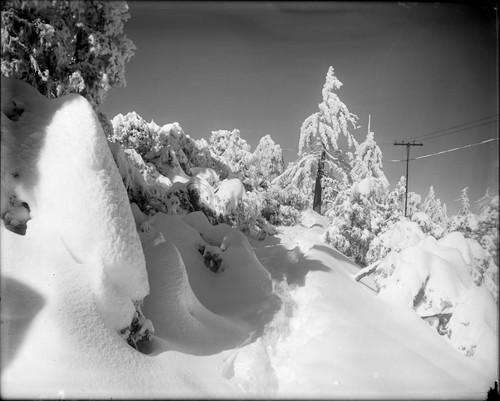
(350, 118, 387, 185)
(449, 187, 477, 237)
(298, 67, 358, 160)
(458, 187, 471, 216)
(279, 67, 358, 207)
(475, 187, 494, 214)
(387, 176, 406, 213)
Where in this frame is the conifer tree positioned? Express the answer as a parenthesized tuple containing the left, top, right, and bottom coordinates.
(458, 187, 471, 216)
(278, 67, 358, 207)
(350, 120, 387, 185)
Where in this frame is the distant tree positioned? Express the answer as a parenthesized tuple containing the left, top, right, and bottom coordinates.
(350, 127, 388, 185)
(475, 187, 494, 214)
(458, 187, 471, 216)
(422, 186, 447, 228)
(407, 191, 422, 218)
(449, 187, 477, 237)
(252, 134, 285, 184)
(474, 194, 499, 265)
(208, 129, 256, 187)
(387, 176, 406, 215)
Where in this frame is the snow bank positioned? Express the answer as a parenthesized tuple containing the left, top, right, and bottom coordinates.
(361, 219, 498, 374)
(1, 77, 149, 331)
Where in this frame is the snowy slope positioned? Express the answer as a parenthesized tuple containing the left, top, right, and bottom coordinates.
(1, 78, 496, 399)
(233, 216, 495, 398)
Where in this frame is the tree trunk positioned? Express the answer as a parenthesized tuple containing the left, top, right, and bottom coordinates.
(313, 150, 325, 214)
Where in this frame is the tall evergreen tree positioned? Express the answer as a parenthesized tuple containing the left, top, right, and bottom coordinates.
(278, 67, 358, 208)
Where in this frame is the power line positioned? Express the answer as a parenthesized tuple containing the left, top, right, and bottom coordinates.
(410, 119, 498, 142)
(378, 115, 498, 146)
(409, 114, 498, 140)
(384, 137, 498, 163)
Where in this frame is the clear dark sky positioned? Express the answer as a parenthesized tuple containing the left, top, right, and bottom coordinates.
(102, 1, 498, 215)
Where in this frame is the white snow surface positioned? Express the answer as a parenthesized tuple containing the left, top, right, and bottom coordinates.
(215, 178, 246, 215)
(1, 78, 497, 398)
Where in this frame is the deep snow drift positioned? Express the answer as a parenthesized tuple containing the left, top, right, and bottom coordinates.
(1, 78, 497, 399)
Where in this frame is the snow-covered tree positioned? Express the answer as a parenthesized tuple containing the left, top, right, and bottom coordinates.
(387, 176, 406, 215)
(407, 191, 422, 218)
(449, 187, 478, 237)
(458, 187, 471, 216)
(475, 194, 499, 265)
(350, 128, 387, 185)
(208, 129, 256, 187)
(110, 112, 154, 157)
(251, 134, 285, 184)
(420, 186, 448, 234)
(324, 176, 391, 265)
(475, 187, 494, 214)
(277, 67, 358, 205)
(298, 67, 358, 158)
(1, 0, 135, 110)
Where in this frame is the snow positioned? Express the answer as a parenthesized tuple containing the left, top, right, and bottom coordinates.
(1, 77, 497, 399)
(215, 177, 246, 215)
(359, 218, 498, 378)
(351, 176, 375, 197)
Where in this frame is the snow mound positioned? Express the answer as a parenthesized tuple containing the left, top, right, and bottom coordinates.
(141, 212, 273, 317)
(140, 237, 249, 355)
(1, 77, 149, 331)
(361, 219, 498, 372)
(300, 209, 329, 229)
(351, 176, 375, 197)
(215, 178, 246, 215)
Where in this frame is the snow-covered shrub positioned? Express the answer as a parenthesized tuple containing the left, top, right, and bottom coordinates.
(108, 141, 169, 215)
(215, 178, 247, 216)
(260, 185, 307, 226)
(120, 302, 154, 354)
(207, 129, 256, 186)
(324, 176, 390, 265)
(110, 112, 155, 157)
(350, 130, 387, 185)
(449, 189, 498, 266)
(411, 211, 446, 240)
(197, 244, 224, 273)
(252, 134, 285, 184)
(1, 0, 135, 110)
(421, 186, 448, 229)
(357, 223, 498, 360)
(474, 194, 499, 265)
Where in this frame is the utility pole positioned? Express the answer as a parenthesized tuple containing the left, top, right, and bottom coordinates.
(394, 140, 423, 217)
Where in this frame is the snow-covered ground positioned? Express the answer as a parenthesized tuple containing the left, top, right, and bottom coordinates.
(1, 77, 497, 399)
